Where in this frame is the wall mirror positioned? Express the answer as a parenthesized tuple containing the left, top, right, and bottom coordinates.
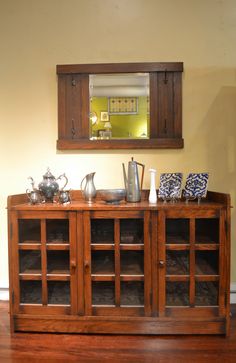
(89, 73, 149, 140)
(57, 62, 183, 149)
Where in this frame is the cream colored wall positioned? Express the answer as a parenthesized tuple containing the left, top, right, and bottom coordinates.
(0, 0, 236, 288)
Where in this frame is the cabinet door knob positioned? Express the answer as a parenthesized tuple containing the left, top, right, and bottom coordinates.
(70, 259, 76, 270)
(84, 261, 90, 271)
(159, 260, 165, 267)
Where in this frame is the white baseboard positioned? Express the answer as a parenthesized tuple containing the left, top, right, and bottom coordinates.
(231, 283, 236, 304)
(1, 284, 236, 303)
(0, 288, 9, 301)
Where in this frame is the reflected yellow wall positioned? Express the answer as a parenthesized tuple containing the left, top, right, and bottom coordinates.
(0, 0, 236, 288)
(91, 96, 149, 138)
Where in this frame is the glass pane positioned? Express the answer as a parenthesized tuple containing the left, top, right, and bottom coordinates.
(166, 251, 189, 275)
(91, 219, 114, 244)
(166, 281, 189, 306)
(196, 219, 219, 244)
(166, 219, 189, 244)
(89, 73, 150, 140)
(91, 251, 114, 275)
(195, 282, 218, 306)
(19, 250, 41, 274)
(47, 251, 70, 274)
(120, 251, 143, 275)
(46, 219, 69, 243)
(20, 281, 42, 304)
(18, 219, 41, 244)
(195, 251, 218, 275)
(120, 219, 143, 244)
(120, 281, 144, 306)
(48, 281, 70, 305)
(92, 282, 115, 306)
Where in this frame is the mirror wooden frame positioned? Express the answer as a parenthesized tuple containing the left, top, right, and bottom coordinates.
(57, 62, 183, 150)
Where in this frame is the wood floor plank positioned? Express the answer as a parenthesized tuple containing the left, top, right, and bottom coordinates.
(0, 301, 236, 363)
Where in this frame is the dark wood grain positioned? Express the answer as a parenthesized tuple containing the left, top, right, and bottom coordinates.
(57, 62, 184, 74)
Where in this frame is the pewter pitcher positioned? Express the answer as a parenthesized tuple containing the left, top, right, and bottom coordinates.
(80, 172, 96, 203)
(122, 157, 145, 202)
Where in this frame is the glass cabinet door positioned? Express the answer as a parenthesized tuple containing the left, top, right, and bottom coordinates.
(162, 212, 222, 315)
(84, 211, 151, 317)
(15, 212, 77, 314)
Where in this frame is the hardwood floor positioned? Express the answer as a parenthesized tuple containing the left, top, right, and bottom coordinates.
(0, 302, 236, 363)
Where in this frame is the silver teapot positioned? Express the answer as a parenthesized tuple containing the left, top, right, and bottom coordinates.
(38, 168, 68, 203)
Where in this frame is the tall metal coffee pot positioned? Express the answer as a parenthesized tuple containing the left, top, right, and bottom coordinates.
(122, 158, 145, 202)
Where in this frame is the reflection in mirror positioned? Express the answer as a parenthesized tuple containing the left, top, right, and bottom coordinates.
(89, 73, 150, 140)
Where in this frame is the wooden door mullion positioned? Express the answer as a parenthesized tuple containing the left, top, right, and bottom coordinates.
(114, 219, 120, 307)
(219, 210, 226, 316)
(41, 219, 47, 306)
(12, 212, 20, 313)
(151, 211, 158, 316)
(69, 212, 77, 315)
(158, 211, 166, 317)
(189, 218, 195, 307)
(83, 211, 92, 315)
(144, 211, 151, 316)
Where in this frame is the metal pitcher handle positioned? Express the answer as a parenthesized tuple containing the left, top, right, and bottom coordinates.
(57, 173, 68, 190)
(80, 175, 86, 195)
(136, 162, 145, 190)
(26, 189, 31, 200)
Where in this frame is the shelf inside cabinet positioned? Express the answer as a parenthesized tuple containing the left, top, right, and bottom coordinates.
(195, 251, 219, 275)
(120, 219, 143, 244)
(91, 251, 115, 276)
(166, 281, 189, 306)
(19, 250, 41, 275)
(20, 280, 42, 304)
(46, 219, 69, 244)
(166, 219, 190, 244)
(48, 281, 70, 305)
(91, 244, 114, 251)
(47, 250, 70, 276)
(91, 219, 114, 244)
(92, 281, 115, 306)
(195, 281, 218, 306)
(166, 250, 189, 275)
(120, 281, 144, 306)
(120, 251, 144, 276)
(195, 219, 219, 244)
(18, 219, 41, 244)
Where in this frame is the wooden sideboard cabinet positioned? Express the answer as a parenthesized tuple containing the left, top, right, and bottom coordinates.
(7, 191, 231, 335)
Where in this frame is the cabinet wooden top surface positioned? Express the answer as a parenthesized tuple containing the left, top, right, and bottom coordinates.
(7, 190, 230, 212)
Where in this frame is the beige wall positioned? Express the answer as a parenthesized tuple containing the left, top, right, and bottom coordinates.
(0, 0, 236, 288)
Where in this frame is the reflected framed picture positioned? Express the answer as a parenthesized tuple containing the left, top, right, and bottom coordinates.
(101, 111, 109, 122)
(108, 97, 138, 114)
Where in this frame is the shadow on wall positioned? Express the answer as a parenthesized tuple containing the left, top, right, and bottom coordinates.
(202, 85, 236, 279)
(203, 86, 236, 192)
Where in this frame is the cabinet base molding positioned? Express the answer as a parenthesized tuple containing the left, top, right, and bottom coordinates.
(13, 315, 226, 335)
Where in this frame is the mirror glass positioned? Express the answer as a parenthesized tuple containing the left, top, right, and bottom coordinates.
(89, 73, 150, 140)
